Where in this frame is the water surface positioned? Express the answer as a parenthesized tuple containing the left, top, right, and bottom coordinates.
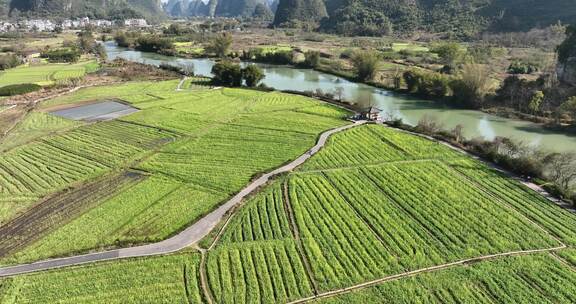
(104, 41, 576, 153)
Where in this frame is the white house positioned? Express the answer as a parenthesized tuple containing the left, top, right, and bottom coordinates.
(124, 19, 148, 27)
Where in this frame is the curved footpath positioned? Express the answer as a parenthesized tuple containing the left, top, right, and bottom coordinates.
(0, 120, 366, 277)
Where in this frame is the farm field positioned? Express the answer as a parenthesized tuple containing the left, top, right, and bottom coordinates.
(0, 112, 82, 151)
(1, 82, 576, 303)
(201, 123, 576, 302)
(0, 253, 203, 304)
(0, 80, 350, 266)
(314, 253, 576, 303)
(0, 61, 99, 87)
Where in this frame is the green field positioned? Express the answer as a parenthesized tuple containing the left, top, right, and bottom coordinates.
(0, 253, 203, 304)
(202, 123, 576, 302)
(1, 80, 576, 303)
(0, 61, 99, 87)
(0, 80, 350, 265)
(315, 254, 576, 303)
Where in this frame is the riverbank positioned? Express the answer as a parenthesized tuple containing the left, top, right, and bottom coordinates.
(103, 41, 576, 153)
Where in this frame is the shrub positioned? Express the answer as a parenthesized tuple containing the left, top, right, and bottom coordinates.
(351, 51, 380, 81)
(507, 61, 538, 74)
(303, 51, 321, 68)
(242, 65, 265, 87)
(135, 36, 174, 53)
(41, 49, 81, 63)
(0, 54, 21, 70)
(403, 70, 451, 98)
(211, 61, 242, 87)
(0, 83, 42, 96)
(206, 33, 233, 58)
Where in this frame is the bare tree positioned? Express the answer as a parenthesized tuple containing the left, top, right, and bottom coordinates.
(543, 152, 576, 192)
(179, 61, 195, 76)
(333, 86, 344, 101)
(451, 124, 464, 143)
(416, 115, 444, 135)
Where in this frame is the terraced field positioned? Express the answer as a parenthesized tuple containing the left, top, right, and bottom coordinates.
(0, 61, 99, 87)
(1, 81, 576, 303)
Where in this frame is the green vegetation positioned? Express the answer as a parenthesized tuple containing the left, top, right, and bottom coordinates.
(41, 48, 81, 63)
(203, 123, 576, 301)
(316, 254, 576, 303)
(0, 82, 349, 265)
(0, 54, 20, 71)
(206, 33, 233, 58)
(0, 61, 98, 87)
(2, 118, 576, 302)
(0, 112, 81, 151)
(0, 253, 202, 304)
(0, 83, 42, 96)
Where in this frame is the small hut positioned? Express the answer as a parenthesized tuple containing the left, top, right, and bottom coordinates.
(361, 106, 382, 121)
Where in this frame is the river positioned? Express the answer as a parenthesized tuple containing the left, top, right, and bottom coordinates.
(104, 41, 576, 153)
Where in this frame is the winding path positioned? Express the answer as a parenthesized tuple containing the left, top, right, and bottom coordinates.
(0, 120, 366, 278)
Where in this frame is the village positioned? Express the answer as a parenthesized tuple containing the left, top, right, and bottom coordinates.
(0, 17, 148, 32)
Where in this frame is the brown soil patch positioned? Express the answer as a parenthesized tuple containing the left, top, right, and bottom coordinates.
(0, 171, 145, 258)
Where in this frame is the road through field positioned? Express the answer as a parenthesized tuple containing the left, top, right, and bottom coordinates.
(0, 120, 366, 277)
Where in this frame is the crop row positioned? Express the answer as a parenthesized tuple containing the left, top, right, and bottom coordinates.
(288, 174, 401, 290)
(301, 125, 460, 170)
(0, 120, 173, 205)
(232, 110, 348, 135)
(363, 161, 559, 254)
(207, 239, 313, 304)
(366, 125, 460, 159)
(220, 181, 292, 244)
(0, 140, 108, 198)
(448, 158, 576, 246)
(318, 254, 576, 304)
(289, 159, 560, 291)
(139, 123, 318, 194)
(2, 253, 202, 304)
(6, 176, 184, 264)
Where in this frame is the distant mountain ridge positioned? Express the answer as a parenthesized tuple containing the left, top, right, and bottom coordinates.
(7, 0, 165, 20)
(273, 0, 576, 36)
(163, 0, 275, 18)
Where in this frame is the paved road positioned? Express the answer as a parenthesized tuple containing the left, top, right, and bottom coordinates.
(0, 121, 365, 277)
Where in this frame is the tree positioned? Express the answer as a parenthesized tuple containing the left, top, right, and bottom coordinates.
(211, 61, 242, 87)
(543, 152, 576, 193)
(77, 30, 96, 53)
(242, 65, 264, 87)
(451, 64, 492, 108)
(351, 51, 380, 81)
(559, 96, 576, 124)
(334, 86, 344, 101)
(179, 62, 195, 76)
(304, 51, 321, 68)
(431, 42, 464, 68)
(206, 33, 233, 58)
(528, 91, 544, 115)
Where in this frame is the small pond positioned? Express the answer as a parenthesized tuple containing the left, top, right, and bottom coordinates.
(50, 100, 138, 121)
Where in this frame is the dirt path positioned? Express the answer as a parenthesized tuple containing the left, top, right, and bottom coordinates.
(287, 244, 566, 304)
(176, 77, 187, 91)
(0, 120, 365, 277)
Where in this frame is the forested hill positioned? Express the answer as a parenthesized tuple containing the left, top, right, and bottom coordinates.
(7, 0, 165, 21)
(273, 0, 576, 37)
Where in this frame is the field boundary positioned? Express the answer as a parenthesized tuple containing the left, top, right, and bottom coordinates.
(287, 244, 566, 304)
(0, 120, 366, 277)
